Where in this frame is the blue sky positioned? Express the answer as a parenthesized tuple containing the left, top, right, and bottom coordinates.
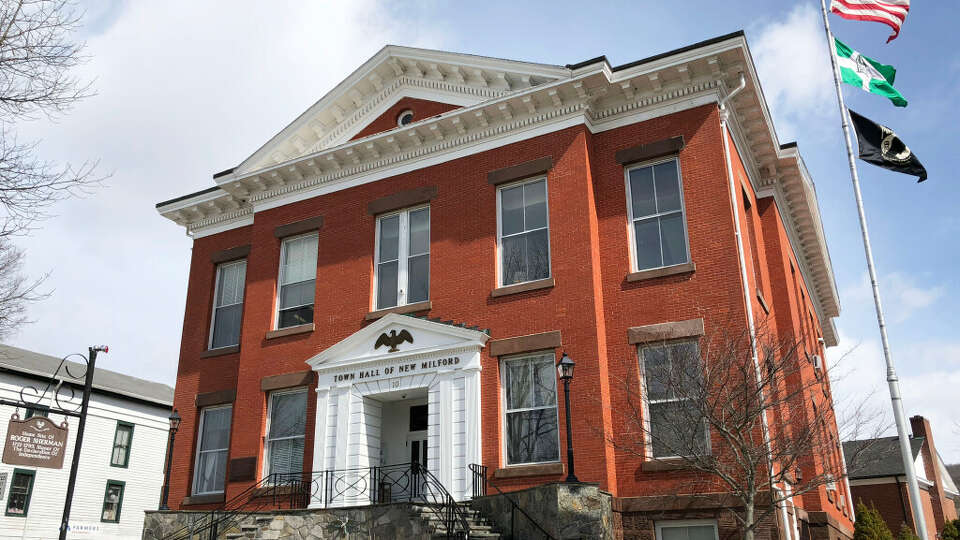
(8, 1, 959, 459)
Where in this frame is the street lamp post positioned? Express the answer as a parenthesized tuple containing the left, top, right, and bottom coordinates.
(557, 352, 578, 483)
(159, 409, 182, 510)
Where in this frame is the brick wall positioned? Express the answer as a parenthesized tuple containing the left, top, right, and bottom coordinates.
(166, 98, 847, 539)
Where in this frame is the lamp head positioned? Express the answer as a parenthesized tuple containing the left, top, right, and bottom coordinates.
(557, 352, 575, 381)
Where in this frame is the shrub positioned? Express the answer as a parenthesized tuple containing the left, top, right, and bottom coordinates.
(853, 501, 894, 540)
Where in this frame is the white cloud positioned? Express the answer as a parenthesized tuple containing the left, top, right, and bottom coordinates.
(829, 329, 960, 462)
(846, 272, 945, 324)
(8, 1, 447, 385)
(752, 3, 835, 141)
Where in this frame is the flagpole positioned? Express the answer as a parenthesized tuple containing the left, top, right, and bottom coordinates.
(818, 1, 928, 538)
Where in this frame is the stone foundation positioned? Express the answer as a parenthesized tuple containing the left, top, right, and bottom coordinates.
(470, 482, 614, 539)
(143, 503, 432, 539)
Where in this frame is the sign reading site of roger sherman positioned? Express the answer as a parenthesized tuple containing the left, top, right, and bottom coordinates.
(2, 415, 69, 469)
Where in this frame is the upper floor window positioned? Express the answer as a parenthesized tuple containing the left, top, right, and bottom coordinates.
(375, 206, 430, 310)
(277, 234, 317, 329)
(210, 260, 246, 349)
(626, 159, 690, 271)
(265, 388, 307, 478)
(193, 405, 232, 495)
(498, 178, 550, 286)
(638, 340, 708, 459)
(502, 352, 559, 465)
(110, 421, 134, 467)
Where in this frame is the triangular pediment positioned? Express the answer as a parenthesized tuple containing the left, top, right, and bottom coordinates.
(306, 313, 488, 370)
(233, 45, 570, 175)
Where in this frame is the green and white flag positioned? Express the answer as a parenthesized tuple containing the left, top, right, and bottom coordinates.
(834, 37, 907, 107)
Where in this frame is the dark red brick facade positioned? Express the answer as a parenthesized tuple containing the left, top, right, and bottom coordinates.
(165, 99, 852, 537)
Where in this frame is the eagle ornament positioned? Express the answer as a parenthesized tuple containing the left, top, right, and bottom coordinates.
(375, 329, 413, 352)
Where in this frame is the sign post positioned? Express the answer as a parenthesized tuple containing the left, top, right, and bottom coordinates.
(0, 345, 107, 540)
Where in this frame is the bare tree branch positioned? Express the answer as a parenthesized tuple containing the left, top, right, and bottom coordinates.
(608, 313, 886, 540)
(0, 0, 104, 338)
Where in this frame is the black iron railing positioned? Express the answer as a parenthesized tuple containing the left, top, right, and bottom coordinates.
(469, 463, 556, 540)
(161, 463, 470, 539)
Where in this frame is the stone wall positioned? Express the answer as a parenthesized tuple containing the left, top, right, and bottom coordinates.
(470, 482, 614, 539)
(143, 503, 431, 539)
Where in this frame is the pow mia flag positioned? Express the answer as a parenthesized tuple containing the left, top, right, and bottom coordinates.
(848, 109, 927, 182)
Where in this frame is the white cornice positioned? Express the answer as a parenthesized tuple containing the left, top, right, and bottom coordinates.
(158, 37, 841, 339)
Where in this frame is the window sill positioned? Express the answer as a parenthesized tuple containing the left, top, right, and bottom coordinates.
(491, 277, 555, 298)
(641, 458, 689, 472)
(201, 345, 240, 358)
(181, 493, 225, 506)
(626, 262, 695, 283)
(265, 323, 314, 340)
(493, 462, 564, 479)
(365, 300, 432, 321)
(756, 288, 770, 314)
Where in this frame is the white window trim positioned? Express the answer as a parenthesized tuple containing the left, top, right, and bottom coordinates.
(262, 387, 308, 478)
(275, 232, 318, 330)
(499, 351, 561, 467)
(624, 157, 691, 273)
(192, 404, 233, 496)
(655, 519, 719, 540)
(373, 204, 430, 310)
(637, 340, 710, 460)
(496, 176, 551, 287)
(208, 259, 247, 350)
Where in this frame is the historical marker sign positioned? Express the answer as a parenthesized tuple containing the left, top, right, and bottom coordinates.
(2, 415, 69, 469)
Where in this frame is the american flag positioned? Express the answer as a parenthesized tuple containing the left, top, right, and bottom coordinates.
(830, 0, 910, 42)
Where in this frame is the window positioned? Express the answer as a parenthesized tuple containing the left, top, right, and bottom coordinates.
(24, 406, 48, 419)
(193, 405, 232, 495)
(265, 389, 307, 477)
(498, 178, 550, 286)
(502, 353, 559, 465)
(210, 260, 246, 349)
(639, 340, 709, 458)
(110, 422, 134, 468)
(5, 469, 35, 517)
(375, 206, 430, 310)
(100, 480, 125, 523)
(656, 520, 718, 540)
(397, 109, 414, 126)
(626, 159, 690, 271)
(277, 234, 318, 329)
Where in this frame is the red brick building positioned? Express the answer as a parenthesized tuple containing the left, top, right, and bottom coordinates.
(156, 32, 851, 539)
(845, 417, 960, 539)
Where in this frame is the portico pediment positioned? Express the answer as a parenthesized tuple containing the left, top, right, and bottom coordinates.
(305, 313, 489, 370)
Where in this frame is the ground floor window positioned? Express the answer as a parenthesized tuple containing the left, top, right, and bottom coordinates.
(502, 352, 559, 465)
(655, 520, 718, 540)
(265, 388, 308, 477)
(193, 405, 232, 495)
(5, 469, 35, 517)
(101, 480, 125, 522)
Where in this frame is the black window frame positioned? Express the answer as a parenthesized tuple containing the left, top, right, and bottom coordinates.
(5, 468, 36, 517)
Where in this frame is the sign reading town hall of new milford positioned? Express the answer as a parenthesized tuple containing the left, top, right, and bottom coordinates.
(2, 414, 69, 469)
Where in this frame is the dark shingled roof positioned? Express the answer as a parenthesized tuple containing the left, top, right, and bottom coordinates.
(948, 464, 960, 488)
(0, 344, 174, 407)
(844, 436, 925, 479)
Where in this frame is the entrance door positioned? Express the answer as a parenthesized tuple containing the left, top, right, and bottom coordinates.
(407, 403, 429, 498)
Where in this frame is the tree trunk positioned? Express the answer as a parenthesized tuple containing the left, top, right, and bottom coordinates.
(744, 499, 755, 540)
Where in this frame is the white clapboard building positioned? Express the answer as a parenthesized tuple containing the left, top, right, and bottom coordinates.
(0, 344, 173, 539)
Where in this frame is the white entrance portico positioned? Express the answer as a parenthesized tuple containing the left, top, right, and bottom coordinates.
(305, 313, 488, 507)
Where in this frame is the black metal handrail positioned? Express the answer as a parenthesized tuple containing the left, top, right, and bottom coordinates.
(160, 472, 306, 540)
(161, 463, 470, 539)
(469, 463, 556, 540)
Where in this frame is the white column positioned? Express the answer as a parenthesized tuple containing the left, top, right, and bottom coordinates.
(310, 388, 329, 508)
(463, 367, 482, 499)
